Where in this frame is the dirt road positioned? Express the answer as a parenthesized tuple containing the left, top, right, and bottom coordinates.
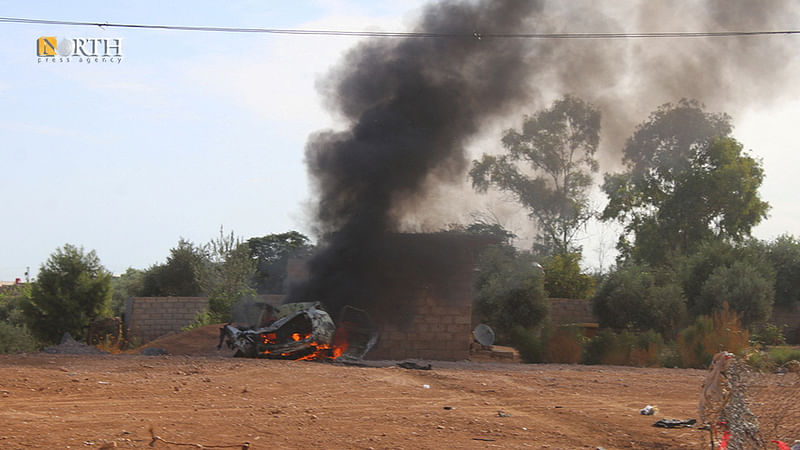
(0, 352, 709, 449)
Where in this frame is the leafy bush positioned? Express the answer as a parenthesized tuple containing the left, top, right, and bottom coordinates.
(592, 263, 686, 337)
(508, 325, 544, 363)
(0, 322, 39, 353)
(766, 234, 800, 308)
(751, 323, 786, 347)
(475, 245, 549, 340)
(677, 239, 775, 321)
(582, 329, 664, 366)
(767, 346, 800, 367)
(542, 253, 596, 299)
(677, 303, 750, 368)
(696, 261, 774, 328)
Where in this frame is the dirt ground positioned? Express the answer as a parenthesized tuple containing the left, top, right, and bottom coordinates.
(0, 326, 711, 449)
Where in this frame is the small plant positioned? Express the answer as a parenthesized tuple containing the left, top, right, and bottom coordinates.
(677, 302, 750, 368)
(767, 346, 800, 367)
(509, 325, 544, 363)
(751, 323, 787, 347)
(0, 321, 40, 353)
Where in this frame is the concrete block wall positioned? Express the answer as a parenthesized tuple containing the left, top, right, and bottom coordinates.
(367, 294, 473, 361)
(549, 298, 596, 325)
(128, 297, 209, 343)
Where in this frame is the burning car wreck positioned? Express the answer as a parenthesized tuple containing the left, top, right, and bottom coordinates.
(218, 302, 377, 362)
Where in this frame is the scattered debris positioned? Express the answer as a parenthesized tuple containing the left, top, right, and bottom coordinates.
(497, 411, 512, 417)
(653, 418, 696, 428)
(397, 361, 432, 370)
(422, 384, 431, 389)
(639, 405, 658, 415)
(443, 406, 453, 410)
(472, 437, 496, 442)
(140, 347, 169, 356)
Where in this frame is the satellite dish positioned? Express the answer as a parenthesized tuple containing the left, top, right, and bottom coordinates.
(473, 323, 495, 346)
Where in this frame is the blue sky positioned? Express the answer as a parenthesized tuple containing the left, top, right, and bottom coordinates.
(1, 1, 799, 280)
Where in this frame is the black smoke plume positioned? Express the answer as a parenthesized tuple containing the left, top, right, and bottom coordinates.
(290, 0, 798, 315)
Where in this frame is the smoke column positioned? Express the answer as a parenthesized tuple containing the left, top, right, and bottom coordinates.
(290, 0, 799, 314)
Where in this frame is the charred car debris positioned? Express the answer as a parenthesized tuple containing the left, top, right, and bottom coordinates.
(218, 302, 378, 362)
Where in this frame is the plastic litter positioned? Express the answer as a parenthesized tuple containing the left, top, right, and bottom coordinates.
(639, 405, 657, 415)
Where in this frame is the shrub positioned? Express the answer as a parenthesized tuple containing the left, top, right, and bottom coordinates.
(751, 323, 786, 347)
(696, 261, 774, 327)
(592, 263, 686, 337)
(475, 245, 549, 339)
(509, 325, 544, 363)
(0, 322, 39, 353)
(582, 329, 664, 366)
(677, 303, 750, 368)
(767, 346, 800, 367)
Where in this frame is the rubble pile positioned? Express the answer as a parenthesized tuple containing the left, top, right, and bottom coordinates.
(43, 332, 109, 355)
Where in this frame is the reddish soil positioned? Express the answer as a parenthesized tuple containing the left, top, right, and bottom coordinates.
(0, 326, 710, 449)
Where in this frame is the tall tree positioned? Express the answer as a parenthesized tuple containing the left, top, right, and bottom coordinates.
(201, 228, 257, 321)
(602, 100, 769, 265)
(247, 231, 313, 294)
(23, 244, 112, 343)
(471, 95, 600, 256)
(139, 239, 207, 297)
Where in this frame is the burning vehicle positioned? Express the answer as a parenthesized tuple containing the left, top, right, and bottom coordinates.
(218, 302, 377, 361)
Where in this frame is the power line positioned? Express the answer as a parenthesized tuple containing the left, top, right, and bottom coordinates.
(2, 16, 799, 39)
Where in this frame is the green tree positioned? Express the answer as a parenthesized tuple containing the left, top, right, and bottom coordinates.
(474, 245, 549, 340)
(602, 100, 769, 265)
(110, 267, 144, 316)
(201, 228, 257, 322)
(471, 95, 600, 256)
(542, 252, 596, 299)
(247, 231, 313, 294)
(23, 244, 112, 343)
(591, 263, 686, 337)
(766, 234, 800, 308)
(677, 239, 774, 322)
(696, 261, 774, 328)
(139, 239, 207, 297)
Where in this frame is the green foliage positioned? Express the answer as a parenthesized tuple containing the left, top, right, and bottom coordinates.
(676, 239, 774, 321)
(140, 239, 207, 297)
(591, 263, 686, 336)
(765, 234, 800, 308)
(471, 95, 600, 256)
(24, 244, 112, 343)
(542, 252, 595, 299)
(0, 283, 31, 327)
(508, 325, 544, 363)
(0, 322, 39, 353)
(202, 228, 257, 322)
(676, 305, 750, 368)
(474, 245, 549, 340)
(751, 323, 786, 347)
(247, 231, 313, 294)
(582, 329, 664, 367)
(110, 267, 144, 316)
(602, 100, 769, 266)
(767, 346, 800, 367)
(696, 261, 774, 327)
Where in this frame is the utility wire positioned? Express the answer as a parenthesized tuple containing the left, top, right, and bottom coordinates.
(1, 16, 799, 39)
